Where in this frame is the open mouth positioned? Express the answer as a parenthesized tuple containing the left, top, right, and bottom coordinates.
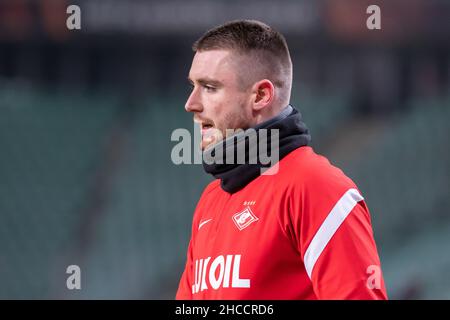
(201, 123, 214, 134)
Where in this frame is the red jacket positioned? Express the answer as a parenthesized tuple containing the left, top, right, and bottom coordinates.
(176, 146, 387, 299)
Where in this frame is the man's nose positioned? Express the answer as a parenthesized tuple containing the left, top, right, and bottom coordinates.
(185, 88, 203, 113)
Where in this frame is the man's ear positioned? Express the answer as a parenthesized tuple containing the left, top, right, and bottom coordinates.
(251, 79, 275, 111)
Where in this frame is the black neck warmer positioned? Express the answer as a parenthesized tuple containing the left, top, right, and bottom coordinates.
(202, 105, 311, 193)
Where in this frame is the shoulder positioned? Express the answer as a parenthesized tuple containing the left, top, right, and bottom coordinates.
(193, 179, 222, 215)
(278, 146, 357, 192)
(200, 179, 222, 197)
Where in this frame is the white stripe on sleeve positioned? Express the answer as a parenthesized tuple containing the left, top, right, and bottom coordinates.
(303, 188, 364, 279)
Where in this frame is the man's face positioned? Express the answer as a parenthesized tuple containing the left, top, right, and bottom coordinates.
(186, 50, 254, 150)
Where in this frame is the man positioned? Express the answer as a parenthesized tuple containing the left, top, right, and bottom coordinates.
(176, 20, 387, 300)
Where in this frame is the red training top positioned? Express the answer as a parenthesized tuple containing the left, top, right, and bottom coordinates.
(176, 146, 388, 300)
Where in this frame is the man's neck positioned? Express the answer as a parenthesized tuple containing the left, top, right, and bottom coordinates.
(253, 104, 292, 128)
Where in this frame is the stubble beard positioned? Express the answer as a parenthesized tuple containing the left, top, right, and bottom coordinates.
(201, 104, 251, 151)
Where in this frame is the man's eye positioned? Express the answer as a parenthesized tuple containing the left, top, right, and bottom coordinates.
(204, 85, 216, 92)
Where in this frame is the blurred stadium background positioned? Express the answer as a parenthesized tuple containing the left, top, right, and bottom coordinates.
(0, 0, 449, 299)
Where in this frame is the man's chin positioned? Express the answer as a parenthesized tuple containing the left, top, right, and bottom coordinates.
(200, 128, 225, 151)
(201, 139, 216, 151)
